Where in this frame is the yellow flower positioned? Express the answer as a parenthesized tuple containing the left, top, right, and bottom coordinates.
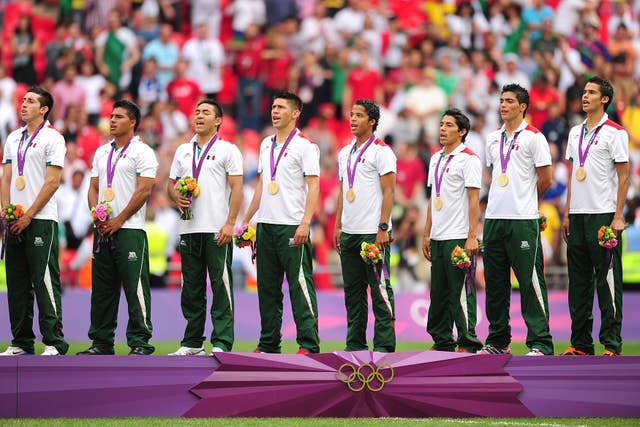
(361, 242, 368, 250)
(242, 232, 250, 240)
(193, 185, 201, 198)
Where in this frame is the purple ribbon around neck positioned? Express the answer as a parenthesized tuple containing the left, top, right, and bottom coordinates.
(16, 121, 46, 177)
(433, 152, 454, 198)
(578, 123, 604, 167)
(346, 134, 376, 189)
(464, 255, 477, 296)
(106, 137, 134, 189)
(270, 128, 298, 181)
(192, 133, 219, 180)
(499, 130, 522, 174)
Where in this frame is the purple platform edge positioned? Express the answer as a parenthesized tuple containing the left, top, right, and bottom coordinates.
(0, 353, 639, 418)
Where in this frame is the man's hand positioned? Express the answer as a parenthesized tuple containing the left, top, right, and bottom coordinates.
(375, 229, 390, 250)
(334, 227, 342, 254)
(217, 223, 233, 246)
(100, 216, 126, 236)
(562, 216, 570, 243)
(464, 237, 479, 257)
(422, 236, 431, 261)
(293, 222, 310, 246)
(611, 216, 625, 237)
(9, 213, 32, 235)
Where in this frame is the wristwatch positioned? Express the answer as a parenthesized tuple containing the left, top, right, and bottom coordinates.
(378, 222, 389, 232)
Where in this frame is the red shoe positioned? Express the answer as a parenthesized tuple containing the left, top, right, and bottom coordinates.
(296, 348, 309, 355)
(252, 349, 264, 353)
(456, 348, 470, 353)
(602, 349, 620, 356)
(561, 347, 588, 356)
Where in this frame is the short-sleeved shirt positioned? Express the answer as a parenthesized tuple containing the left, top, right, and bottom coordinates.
(169, 135, 243, 234)
(256, 129, 320, 225)
(566, 113, 629, 214)
(485, 120, 552, 219)
(338, 136, 396, 234)
(91, 136, 158, 230)
(428, 144, 481, 240)
(2, 121, 66, 221)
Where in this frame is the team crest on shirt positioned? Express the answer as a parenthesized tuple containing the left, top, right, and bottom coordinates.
(33, 237, 44, 247)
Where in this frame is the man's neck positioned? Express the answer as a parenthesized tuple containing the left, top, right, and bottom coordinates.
(196, 131, 216, 147)
(114, 133, 133, 148)
(275, 123, 296, 143)
(355, 132, 374, 148)
(25, 118, 45, 136)
(443, 141, 461, 155)
(586, 110, 605, 131)
(504, 118, 522, 136)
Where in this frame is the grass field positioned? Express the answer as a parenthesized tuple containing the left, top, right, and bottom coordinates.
(3, 340, 639, 355)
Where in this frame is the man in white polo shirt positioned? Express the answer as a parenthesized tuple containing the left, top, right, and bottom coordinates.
(242, 91, 320, 354)
(423, 108, 483, 353)
(167, 99, 243, 356)
(334, 99, 396, 352)
(562, 76, 629, 356)
(78, 100, 158, 356)
(480, 84, 554, 356)
(0, 86, 69, 356)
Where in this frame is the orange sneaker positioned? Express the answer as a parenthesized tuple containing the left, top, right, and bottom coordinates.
(602, 349, 619, 356)
(561, 347, 588, 356)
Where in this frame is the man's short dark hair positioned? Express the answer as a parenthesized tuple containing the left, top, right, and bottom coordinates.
(586, 76, 615, 110)
(354, 99, 381, 131)
(501, 83, 530, 117)
(27, 86, 54, 121)
(113, 99, 141, 131)
(273, 91, 303, 113)
(442, 108, 470, 142)
(197, 98, 224, 131)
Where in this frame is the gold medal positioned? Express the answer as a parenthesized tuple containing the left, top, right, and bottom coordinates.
(575, 166, 587, 181)
(346, 188, 356, 203)
(103, 187, 115, 202)
(434, 196, 443, 211)
(267, 180, 279, 195)
(15, 175, 26, 191)
(497, 173, 509, 187)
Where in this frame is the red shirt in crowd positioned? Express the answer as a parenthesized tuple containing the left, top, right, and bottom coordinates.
(166, 77, 202, 118)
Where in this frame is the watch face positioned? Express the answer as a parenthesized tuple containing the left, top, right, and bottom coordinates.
(379, 223, 389, 231)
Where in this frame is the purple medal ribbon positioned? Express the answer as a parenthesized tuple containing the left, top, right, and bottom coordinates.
(433, 152, 454, 197)
(346, 134, 376, 190)
(106, 137, 134, 189)
(577, 123, 604, 167)
(192, 133, 219, 179)
(499, 130, 522, 173)
(465, 255, 477, 296)
(16, 121, 46, 177)
(270, 128, 298, 181)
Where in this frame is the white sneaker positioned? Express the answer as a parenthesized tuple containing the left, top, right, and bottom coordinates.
(169, 346, 205, 356)
(526, 348, 545, 356)
(0, 346, 29, 356)
(41, 346, 60, 356)
(210, 346, 225, 355)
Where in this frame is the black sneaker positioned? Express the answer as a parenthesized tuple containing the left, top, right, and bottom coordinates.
(76, 346, 115, 355)
(477, 345, 511, 355)
(129, 346, 154, 355)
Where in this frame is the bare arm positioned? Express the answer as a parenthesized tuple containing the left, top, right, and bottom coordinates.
(88, 176, 99, 211)
(333, 183, 343, 253)
(167, 178, 191, 214)
(422, 198, 432, 261)
(536, 165, 552, 200)
(101, 176, 154, 236)
(562, 162, 573, 242)
(1, 163, 12, 207)
(293, 175, 319, 246)
(218, 175, 243, 246)
(11, 166, 62, 235)
(465, 187, 480, 257)
(376, 172, 395, 249)
(611, 161, 630, 236)
(242, 172, 263, 225)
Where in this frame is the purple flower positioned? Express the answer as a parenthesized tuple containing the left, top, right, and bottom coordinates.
(234, 225, 245, 236)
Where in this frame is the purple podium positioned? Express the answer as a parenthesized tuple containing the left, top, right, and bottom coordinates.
(1, 352, 639, 418)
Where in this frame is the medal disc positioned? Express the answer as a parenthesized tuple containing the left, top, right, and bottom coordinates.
(434, 196, 443, 211)
(497, 173, 509, 187)
(575, 166, 587, 181)
(103, 187, 115, 202)
(267, 180, 279, 195)
(15, 175, 26, 191)
(346, 188, 356, 203)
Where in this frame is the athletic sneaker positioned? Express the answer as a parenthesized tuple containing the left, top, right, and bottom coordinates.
(0, 346, 31, 356)
(252, 349, 264, 353)
(525, 348, 544, 356)
(41, 346, 60, 356)
(210, 347, 225, 355)
(560, 347, 588, 356)
(602, 349, 619, 356)
(296, 348, 309, 355)
(168, 346, 205, 356)
(477, 345, 511, 355)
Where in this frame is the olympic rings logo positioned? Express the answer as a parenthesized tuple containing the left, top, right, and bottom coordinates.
(337, 363, 395, 392)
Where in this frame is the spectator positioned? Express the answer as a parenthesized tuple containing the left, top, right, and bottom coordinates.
(51, 64, 86, 123)
(10, 15, 39, 86)
(182, 23, 226, 100)
(94, 9, 140, 90)
(341, 50, 384, 120)
(0, 64, 17, 144)
(495, 53, 531, 90)
(232, 23, 265, 131)
(141, 21, 179, 89)
(76, 61, 106, 127)
(165, 59, 201, 120)
(404, 67, 448, 146)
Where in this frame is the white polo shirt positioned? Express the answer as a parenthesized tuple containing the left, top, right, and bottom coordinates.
(169, 135, 243, 234)
(2, 121, 66, 221)
(485, 120, 552, 220)
(91, 136, 158, 230)
(256, 129, 320, 225)
(428, 144, 481, 240)
(566, 114, 629, 214)
(338, 137, 396, 234)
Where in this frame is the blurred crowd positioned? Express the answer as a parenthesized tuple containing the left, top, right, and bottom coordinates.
(2, 0, 640, 292)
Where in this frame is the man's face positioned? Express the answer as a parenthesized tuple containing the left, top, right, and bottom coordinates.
(349, 104, 374, 138)
(499, 91, 525, 122)
(20, 92, 46, 123)
(271, 98, 299, 130)
(439, 115, 464, 147)
(193, 103, 221, 136)
(582, 82, 607, 114)
(109, 107, 135, 138)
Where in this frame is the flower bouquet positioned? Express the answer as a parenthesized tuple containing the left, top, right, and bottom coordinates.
(234, 224, 257, 262)
(451, 245, 471, 269)
(539, 212, 547, 232)
(597, 225, 617, 249)
(91, 201, 114, 253)
(1, 203, 26, 258)
(360, 242, 382, 265)
(175, 176, 200, 220)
